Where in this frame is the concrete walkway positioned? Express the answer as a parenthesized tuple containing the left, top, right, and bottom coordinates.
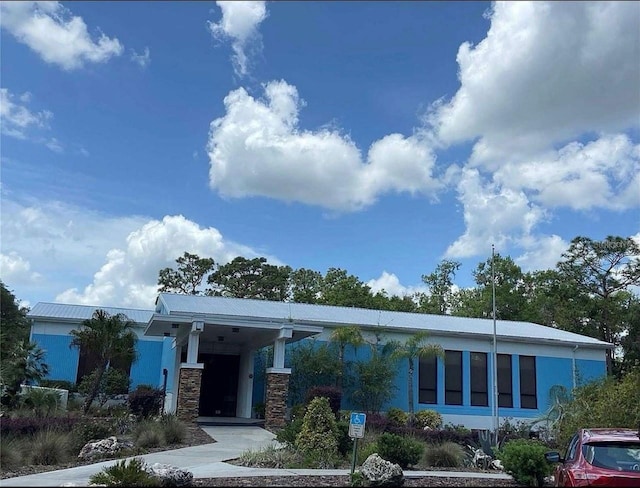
(0, 426, 512, 487)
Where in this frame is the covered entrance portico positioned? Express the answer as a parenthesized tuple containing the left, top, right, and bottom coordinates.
(144, 294, 323, 430)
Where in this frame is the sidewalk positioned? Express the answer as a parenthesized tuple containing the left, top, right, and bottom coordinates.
(0, 426, 512, 487)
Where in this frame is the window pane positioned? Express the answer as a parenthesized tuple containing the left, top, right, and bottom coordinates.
(419, 355, 437, 404)
(497, 354, 513, 408)
(445, 350, 462, 405)
(519, 356, 537, 409)
(470, 352, 488, 406)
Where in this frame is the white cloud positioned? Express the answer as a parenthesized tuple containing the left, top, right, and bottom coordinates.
(445, 168, 546, 259)
(130, 46, 151, 68)
(367, 271, 427, 298)
(0, 88, 52, 139)
(0, 2, 123, 71)
(0, 252, 42, 285)
(1, 195, 277, 308)
(45, 137, 64, 153)
(494, 134, 640, 211)
(515, 235, 569, 272)
(55, 215, 274, 308)
(207, 80, 442, 211)
(431, 1, 640, 165)
(208, 1, 268, 77)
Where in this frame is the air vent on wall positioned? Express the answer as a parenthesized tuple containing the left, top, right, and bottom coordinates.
(232, 327, 239, 333)
(171, 323, 180, 329)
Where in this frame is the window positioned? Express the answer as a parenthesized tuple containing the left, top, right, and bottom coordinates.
(470, 352, 488, 406)
(418, 355, 437, 404)
(445, 350, 462, 405)
(520, 355, 537, 409)
(497, 354, 513, 408)
(565, 434, 580, 461)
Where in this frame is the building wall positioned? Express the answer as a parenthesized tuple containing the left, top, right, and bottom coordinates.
(31, 320, 164, 390)
(254, 329, 608, 430)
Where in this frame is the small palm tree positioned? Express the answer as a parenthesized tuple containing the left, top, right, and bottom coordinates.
(329, 325, 364, 389)
(70, 310, 138, 414)
(0, 337, 49, 408)
(389, 331, 443, 421)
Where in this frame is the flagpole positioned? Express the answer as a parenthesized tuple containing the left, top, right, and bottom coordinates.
(491, 244, 499, 442)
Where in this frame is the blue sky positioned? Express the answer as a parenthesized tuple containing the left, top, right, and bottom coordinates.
(1, 1, 639, 309)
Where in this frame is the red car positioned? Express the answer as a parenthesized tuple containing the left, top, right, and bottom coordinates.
(545, 428, 640, 487)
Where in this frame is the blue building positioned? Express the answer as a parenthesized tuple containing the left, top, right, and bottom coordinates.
(27, 293, 610, 429)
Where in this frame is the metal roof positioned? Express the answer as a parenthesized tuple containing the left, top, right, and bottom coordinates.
(28, 302, 154, 325)
(157, 293, 611, 348)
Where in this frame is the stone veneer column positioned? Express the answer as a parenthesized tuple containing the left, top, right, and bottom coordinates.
(265, 369, 290, 431)
(176, 364, 203, 423)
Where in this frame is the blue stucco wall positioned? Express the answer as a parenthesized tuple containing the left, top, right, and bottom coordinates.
(257, 338, 608, 424)
(130, 340, 164, 389)
(32, 333, 79, 383)
(32, 332, 164, 391)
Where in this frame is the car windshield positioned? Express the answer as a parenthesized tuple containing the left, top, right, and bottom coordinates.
(582, 442, 640, 472)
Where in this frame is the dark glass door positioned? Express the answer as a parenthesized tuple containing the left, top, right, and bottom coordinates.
(198, 353, 240, 417)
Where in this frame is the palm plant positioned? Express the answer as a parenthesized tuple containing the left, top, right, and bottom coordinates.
(69, 310, 138, 414)
(329, 325, 364, 389)
(389, 331, 444, 421)
(0, 337, 49, 409)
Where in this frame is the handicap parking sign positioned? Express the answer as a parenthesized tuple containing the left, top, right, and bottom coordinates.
(350, 412, 366, 425)
(349, 412, 366, 438)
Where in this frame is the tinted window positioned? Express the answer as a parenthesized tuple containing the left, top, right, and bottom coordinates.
(419, 355, 437, 404)
(519, 356, 537, 409)
(470, 352, 488, 406)
(497, 354, 512, 408)
(445, 350, 462, 405)
(582, 442, 640, 472)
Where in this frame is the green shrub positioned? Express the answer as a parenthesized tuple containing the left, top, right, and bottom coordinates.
(386, 407, 409, 427)
(158, 414, 187, 444)
(356, 439, 379, 465)
(71, 418, 114, 454)
(295, 396, 338, 457)
(335, 420, 352, 456)
(300, 449, 342, 469)
(350, 470, 364, 487)
(290, 403, 306, 420)
(276, 417, 303, 448)
(89, 458, 159, 487)
(305, 386, 342, 418)
(30, 429, 72, 465)
(415, 409, 443, 429)
(423, 441, 466, 467)
(498, 439, 553, 487)
(376, 432, 424, 468)
(78, 368, 131, 408)
(128, 385, 163, 418)
(236, 444, 295, 468)
(19, 388, 61, 417)
(0, 436, 24, 469)
(134, 419, 166, 448)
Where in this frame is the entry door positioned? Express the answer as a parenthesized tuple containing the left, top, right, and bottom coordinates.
(198, 353, 240, 417)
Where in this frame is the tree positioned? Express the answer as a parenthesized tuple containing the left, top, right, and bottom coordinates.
(319, 268, 374, 308)
(417, 260, 461, 314)
(288, 340, 341, 406)
(329, 325, 364, 389)
(0, 282, 48, 409)
(290, 268, 323, 304)
(557, 236, 640, 373)
(207, 256, 292, 301)
(349, 341, 398, 414)
(69, 310, 138, 413)
(451, 254, 527, 320)
(158, 252, 215, 295)
(389, 331, 444, 420)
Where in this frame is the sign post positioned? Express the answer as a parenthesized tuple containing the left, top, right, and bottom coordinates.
(349, 412, 366, 475)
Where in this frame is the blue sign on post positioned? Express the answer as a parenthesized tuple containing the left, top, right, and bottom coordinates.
(350, 413, 366, 425)
(349, 412, 366, 438)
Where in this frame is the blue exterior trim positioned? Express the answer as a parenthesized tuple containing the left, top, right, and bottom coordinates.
(462, 351, 470, 407)
(512, 354, 521, 409)
(436, 354, 445, 406)
(32, 333, 79, 383)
